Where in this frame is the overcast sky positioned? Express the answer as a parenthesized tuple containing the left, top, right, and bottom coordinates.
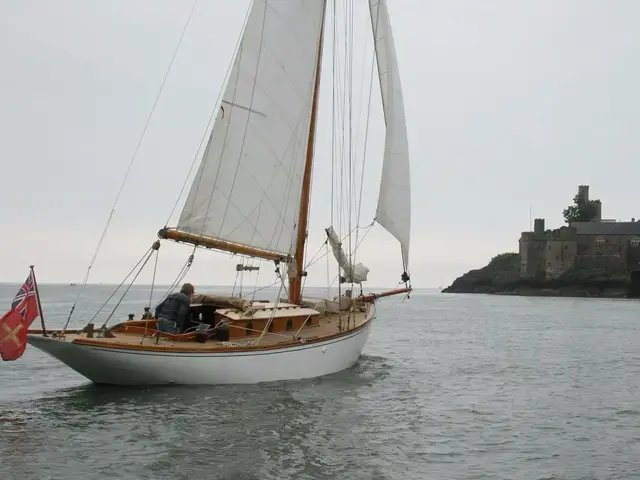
(1, 0, 638, 289)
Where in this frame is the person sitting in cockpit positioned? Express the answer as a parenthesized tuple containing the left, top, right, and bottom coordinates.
(156, 283, 194, 334)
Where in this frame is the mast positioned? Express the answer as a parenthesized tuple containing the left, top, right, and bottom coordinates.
(289, 0, 328, 305)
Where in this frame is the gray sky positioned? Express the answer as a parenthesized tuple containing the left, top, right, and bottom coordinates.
(0, 0, 638, 288)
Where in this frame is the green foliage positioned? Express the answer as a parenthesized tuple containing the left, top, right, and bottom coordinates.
(563, 194, 600, 224)
(486, 253, 520, 272)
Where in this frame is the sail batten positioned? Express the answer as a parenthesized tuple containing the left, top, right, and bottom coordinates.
(368, 0, 412, 269)
(177, 0, 327, 258)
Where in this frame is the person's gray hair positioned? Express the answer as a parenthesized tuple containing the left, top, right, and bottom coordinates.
(180, 283, 194, 296)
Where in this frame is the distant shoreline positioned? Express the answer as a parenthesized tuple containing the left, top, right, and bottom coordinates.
(442, 252, 637, 300)
(0, 282, 431, 291)
(443, 285, 632, 299)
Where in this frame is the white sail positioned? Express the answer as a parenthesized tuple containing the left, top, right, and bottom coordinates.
(326, 226, 370, 284)
(177, 0, 326, 257)
(368, 0, 411, 268)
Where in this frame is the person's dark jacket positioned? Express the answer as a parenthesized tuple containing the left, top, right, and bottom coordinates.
(156, 292, 191, 333)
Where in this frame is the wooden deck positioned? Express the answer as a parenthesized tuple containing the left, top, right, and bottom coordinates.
(34, 308, 371, 353)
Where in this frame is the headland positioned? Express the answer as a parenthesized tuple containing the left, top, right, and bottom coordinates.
(443, 185, 640, 298)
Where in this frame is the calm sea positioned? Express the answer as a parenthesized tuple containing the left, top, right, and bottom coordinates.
(1, 284, 639, 479)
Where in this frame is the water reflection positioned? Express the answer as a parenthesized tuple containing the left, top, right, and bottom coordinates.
(1, 355, 393, 479)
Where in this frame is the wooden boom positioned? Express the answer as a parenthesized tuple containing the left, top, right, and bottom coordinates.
(158, 228, 289, 263)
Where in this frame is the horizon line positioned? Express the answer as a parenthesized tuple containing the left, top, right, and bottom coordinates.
(0, 281, 433, 290)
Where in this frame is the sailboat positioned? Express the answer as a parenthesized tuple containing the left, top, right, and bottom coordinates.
(26, 0, 412, 386)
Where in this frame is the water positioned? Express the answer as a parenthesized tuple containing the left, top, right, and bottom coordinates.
(1, 284, 640, 479)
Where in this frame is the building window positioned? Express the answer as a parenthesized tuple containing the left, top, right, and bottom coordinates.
(596, 236, 605, 247)
(632, 237, 640, 247)
(564, 245, 569, 250)
(556, 256, 559, 261)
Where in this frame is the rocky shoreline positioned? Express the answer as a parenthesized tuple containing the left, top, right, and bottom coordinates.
(442, 253, 633, 299)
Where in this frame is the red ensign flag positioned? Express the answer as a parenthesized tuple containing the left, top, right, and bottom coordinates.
(0, 270, 42, 361)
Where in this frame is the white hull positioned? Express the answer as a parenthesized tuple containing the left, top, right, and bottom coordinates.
(26, 304, 375, 386)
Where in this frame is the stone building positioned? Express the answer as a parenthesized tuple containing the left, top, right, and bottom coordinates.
(519, 185, 640, 280)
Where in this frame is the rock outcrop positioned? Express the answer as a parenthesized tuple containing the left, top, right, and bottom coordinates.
(443, 253, 631, 298)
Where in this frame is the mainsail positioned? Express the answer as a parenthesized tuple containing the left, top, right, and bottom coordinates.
(176, 0, 326, 258)
(368, 0, 412, 270)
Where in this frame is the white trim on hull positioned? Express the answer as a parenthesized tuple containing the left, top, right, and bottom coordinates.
(26, 305, 375, 386)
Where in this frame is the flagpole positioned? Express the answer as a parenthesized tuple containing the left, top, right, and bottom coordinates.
(29, 265, 47, 336)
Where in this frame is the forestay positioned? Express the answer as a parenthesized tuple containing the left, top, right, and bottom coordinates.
(177, 0, 325, 257)
(368, 0, 412, 269)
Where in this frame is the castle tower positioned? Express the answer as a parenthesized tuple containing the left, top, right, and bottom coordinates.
(578, 185, 589, 203)
(594, 200, 602, 222)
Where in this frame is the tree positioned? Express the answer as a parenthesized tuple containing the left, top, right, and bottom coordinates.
(563, 194, 600, 224)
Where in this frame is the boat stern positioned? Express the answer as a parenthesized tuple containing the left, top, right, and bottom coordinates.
(26, 334, 104, 381)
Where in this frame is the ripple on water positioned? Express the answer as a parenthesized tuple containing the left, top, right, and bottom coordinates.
(2, 287, 640, 478)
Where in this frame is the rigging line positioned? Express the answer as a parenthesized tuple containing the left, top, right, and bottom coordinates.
(348, 0, 355, 275)
(340, 0, 348, 240)
(65, 0, 199, 324)
(247, 278, 278, 300)
(305, 220, 374, 271)
(237, 49, 321, 254)
(208, 44, 319, 254)
(304, 240, 328, 271)
(352, 3, 370, 170)
(60, 245, 153, 335)
(353, 43, 376, 267)
(209, 7, 268, 241)
(330, 0, 338, 229)
(88, 246, 153, 325)
(109, 0, 199, 222)
(207, 75, 317, 255)
(380, 291, 410, 314)
(325, 242, 331, 301)
(260, 76, 319, 257)
(251, 263, 261, 301)
(157, 5, 208, 225)
(251, 279, 284, 346)
(232, 269, 240, 297)
(335, 0, 347, 234)
(148, 248, 160, 308)
(100, 247, 157, 330)
(338, 0, 348, 321)
(143, 249, 160, 342)
(152, 248, 195, 310)
(179, 1, 253, 229)
(333, 0, 344, 231)
(300, 60, 321, 297)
